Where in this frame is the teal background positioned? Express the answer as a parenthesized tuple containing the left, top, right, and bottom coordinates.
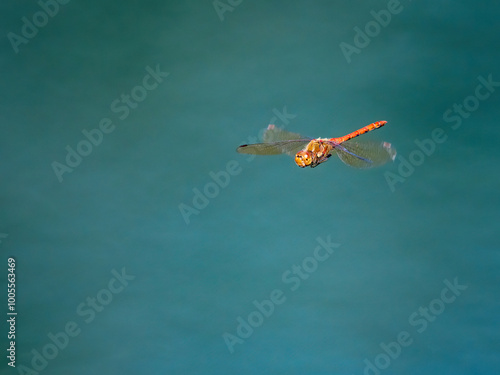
(1, 1, 499, 374)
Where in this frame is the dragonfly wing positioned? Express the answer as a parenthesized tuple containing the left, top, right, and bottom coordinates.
(237, 125, 310, 156)
(237, 139, 310, 156)
(262, 125, 305, 143)
(334, 140, 397, 168)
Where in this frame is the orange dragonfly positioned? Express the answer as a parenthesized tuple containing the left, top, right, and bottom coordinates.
(237, 121, 396, 168)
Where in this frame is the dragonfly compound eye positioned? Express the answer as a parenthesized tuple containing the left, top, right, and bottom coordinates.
(295, 151, 313, 167)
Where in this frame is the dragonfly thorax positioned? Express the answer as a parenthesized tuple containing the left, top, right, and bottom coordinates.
(294, 139, 334, 168)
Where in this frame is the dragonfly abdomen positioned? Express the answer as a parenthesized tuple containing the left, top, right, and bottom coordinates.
(331, 121, 387, 144)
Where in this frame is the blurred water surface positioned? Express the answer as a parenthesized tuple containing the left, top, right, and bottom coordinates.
(1, 1, 499, 374)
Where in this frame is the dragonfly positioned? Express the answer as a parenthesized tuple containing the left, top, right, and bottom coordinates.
(236, 121, 396, 168)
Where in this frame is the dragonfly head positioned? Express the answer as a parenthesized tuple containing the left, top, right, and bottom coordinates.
(295, 151, 313, 168)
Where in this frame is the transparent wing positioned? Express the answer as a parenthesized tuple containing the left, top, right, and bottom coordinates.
(237, 140, 311, 156)
(333, 140, 397, 168)
(262, 125, 306, 143)
(237, 125, 310, 156)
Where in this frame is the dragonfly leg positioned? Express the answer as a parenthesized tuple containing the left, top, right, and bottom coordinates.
(311, 154, 332, 168)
